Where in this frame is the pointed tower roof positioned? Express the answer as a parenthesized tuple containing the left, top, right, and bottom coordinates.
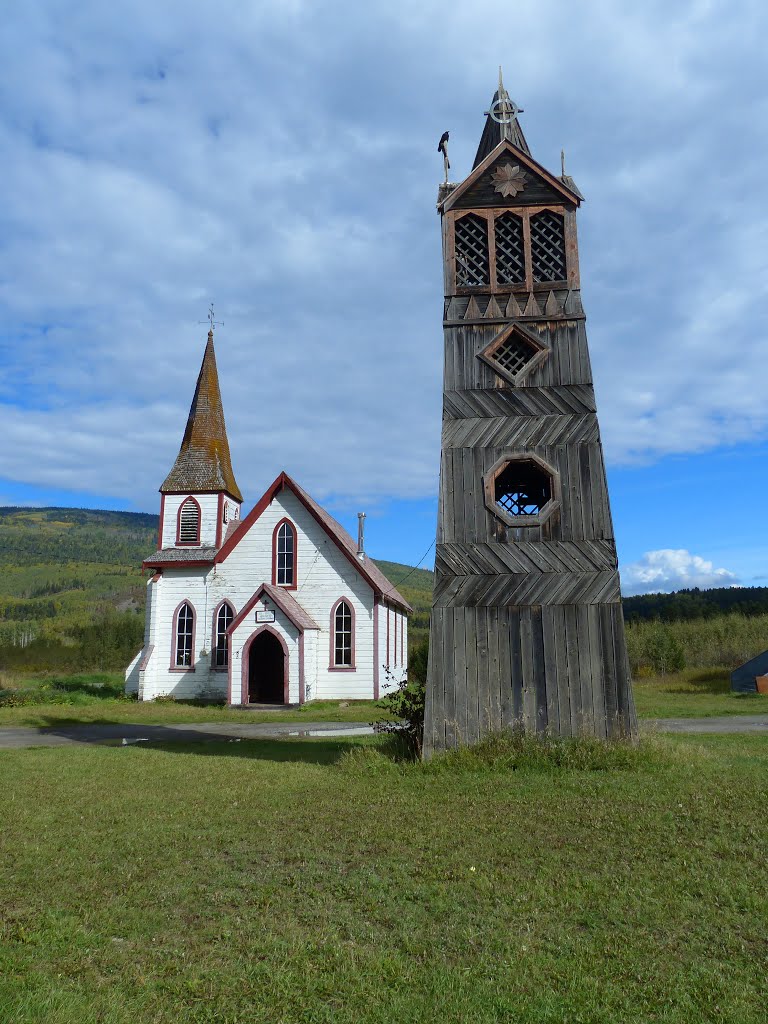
(473, 67, 530, 168)
(160, 331, 243, 502)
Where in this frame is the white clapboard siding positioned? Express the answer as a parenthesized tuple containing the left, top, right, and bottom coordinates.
(161, 493, 225, 549)
(132, 487, 407, 703)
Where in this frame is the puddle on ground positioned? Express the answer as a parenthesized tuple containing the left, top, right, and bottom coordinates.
(95, 726, 374, 746)
(287, 727, 374, 738)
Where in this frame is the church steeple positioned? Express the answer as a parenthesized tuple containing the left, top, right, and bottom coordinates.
(473, 67, 530, 168)
(161, 330, 242, 502)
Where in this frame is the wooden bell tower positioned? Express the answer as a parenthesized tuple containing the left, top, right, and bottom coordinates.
(423, 75, 637, 754)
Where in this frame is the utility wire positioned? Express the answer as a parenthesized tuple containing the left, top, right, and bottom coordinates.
(379, 539, 435, 598)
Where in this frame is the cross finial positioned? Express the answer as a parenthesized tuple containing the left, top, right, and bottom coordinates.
(199, 302, 224, 334)
(484, 66, 524, 128)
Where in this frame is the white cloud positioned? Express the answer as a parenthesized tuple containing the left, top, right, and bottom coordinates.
(621, 549, 739, 596)
(1, 1, 768, 511)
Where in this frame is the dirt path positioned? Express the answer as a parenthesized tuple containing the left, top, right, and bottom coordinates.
(0, 716, 766, 750)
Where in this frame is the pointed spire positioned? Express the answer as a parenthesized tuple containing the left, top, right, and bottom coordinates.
(160, 331, 243, 502)
(473, 67, 530, 169)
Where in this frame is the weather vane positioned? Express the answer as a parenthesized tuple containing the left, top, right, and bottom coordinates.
(199, 302, 223, 333)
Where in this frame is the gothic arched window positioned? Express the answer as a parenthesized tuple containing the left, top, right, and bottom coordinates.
(173, 601, 195, 668)
(177, 497, 201, 545)
(273, 519, 297, 588)
(331, 599, 354, 669)
(213, 601, 235, 668)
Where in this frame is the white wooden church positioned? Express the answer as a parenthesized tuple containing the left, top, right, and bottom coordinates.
(125, 331, 410, 704)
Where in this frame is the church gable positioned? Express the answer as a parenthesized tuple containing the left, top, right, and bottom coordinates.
(220, 484, 374, 607)
(446, 142, 579, 212)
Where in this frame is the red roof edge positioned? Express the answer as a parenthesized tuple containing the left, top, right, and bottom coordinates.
(215, 470, 412, 612)
(228, 582, 319, 635)
(215, 471, 288, 562)
(143, 558, 215, 569)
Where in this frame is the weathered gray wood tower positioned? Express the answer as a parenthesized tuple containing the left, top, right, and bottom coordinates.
(423, 75, 637, 754)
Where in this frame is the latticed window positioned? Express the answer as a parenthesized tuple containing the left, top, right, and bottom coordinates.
(494, 461, 552, 517)
(175, 602, 194, 667)
(333, 600, 353, 667)
(488, 331, 538, 379)
(494, 212, 526, 285)
(454, 214, 489, 286)
(275, 521, 295, 586)
(530, 211, 567, 282)
(177, 498, 200, 544)
(214, 602, 234, 668)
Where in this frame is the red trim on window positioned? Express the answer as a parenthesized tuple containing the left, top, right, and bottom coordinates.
(215, 493, 224, 548)
(157, 494, 166, 548)
(211, 599, 236, 673)
(329, 597, 356, 671)
(241, 626, 290, 705)
(373, 598, 380, 700)
(169, 599, 196, 672)
(271, 517, 298, 590)
(213, 471, 411, 613)
(176, 496, 202, 546)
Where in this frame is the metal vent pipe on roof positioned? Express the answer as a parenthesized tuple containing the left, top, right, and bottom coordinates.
(357, 513, 366, 560)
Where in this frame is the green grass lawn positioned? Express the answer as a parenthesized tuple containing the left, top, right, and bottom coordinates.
(1, 732, 766, 1024)
(0, 673, 387, 727)
(632, 667, 768, 718)
(1, 668, 767, 729)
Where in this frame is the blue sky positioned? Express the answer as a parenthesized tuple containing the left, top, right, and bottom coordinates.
(1, 0, 767, 595)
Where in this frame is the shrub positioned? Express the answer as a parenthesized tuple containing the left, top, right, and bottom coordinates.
(373, 636, 429, 757)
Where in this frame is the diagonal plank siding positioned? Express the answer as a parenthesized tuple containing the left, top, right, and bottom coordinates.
(424, 122, 636, 755)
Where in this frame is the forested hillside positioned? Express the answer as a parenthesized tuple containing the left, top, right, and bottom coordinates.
(1, 506, 766, 676)
(0, 507, 433, 671)
(623, 586, 768, 621)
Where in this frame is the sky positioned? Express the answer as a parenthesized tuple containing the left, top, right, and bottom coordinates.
(1, 0, 767, 595)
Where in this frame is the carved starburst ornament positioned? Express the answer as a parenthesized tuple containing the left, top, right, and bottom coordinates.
(491, 163, 527, 197)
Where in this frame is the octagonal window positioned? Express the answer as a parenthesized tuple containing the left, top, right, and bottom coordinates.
(484, 455, 560, 527)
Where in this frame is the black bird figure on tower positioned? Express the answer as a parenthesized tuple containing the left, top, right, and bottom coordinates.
(438, 130, 450, 182)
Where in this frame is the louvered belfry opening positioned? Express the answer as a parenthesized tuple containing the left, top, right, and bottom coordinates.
(494, 212, 526, 285)
(178, 499, 200, 544)
(454, 213, 489, 286)
(530, 210, 567, 282)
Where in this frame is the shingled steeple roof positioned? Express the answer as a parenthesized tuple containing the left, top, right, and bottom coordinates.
(160, 331, 243, 502)
(473, 68, 530, 168)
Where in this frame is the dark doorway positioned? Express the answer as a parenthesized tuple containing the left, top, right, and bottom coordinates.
(247, 631, 286, 704)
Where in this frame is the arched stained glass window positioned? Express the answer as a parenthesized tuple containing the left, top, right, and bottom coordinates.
(333, 600, 353, 668)
(214, 602, 234, 668)
(175, 602, 194, 667)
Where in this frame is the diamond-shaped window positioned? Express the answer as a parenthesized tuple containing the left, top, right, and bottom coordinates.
(478, 322, 548, 386)
(484, 454, 560, 527)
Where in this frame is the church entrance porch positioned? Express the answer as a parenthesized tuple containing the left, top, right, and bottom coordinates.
(246, 629, 288, 704)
